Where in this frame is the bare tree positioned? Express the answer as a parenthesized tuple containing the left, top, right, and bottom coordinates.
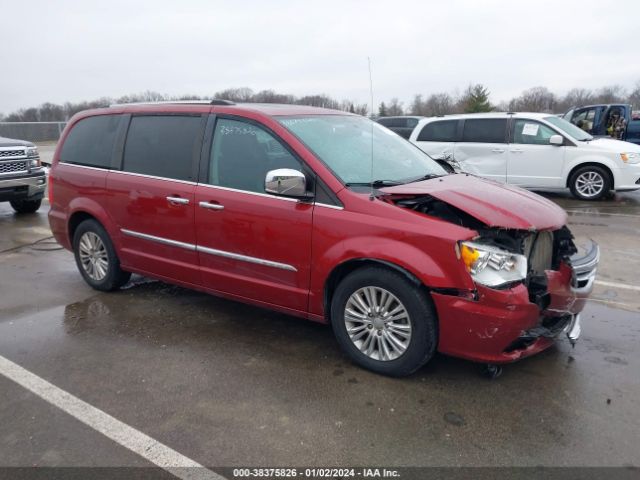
(557, 88, 594, 112)
(508, 86, 556, 112)
(214, 87, 254, 102)
(386, 98, 404, 116)
(296, 94, 340, 109)
(425, 93, 454, 116)
(594, 85, 626, 104)
(409, 95, 425, 115)
(628, 81, 640, 109)
(5, 80, 640, 124)
(352, 104, 369, 116)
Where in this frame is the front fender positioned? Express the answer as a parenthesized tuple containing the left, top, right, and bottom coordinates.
(563, 154, 621, 186)
(308, 235, 474, 317)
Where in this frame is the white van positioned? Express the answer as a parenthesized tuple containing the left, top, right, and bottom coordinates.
(409, 112, 640, 200)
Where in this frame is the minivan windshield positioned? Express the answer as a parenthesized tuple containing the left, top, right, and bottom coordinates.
(544, 116, 593, 141)
(278, 115, 445, 185)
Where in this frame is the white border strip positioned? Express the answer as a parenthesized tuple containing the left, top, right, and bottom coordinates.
(0, 354, 224, 480)
(566, 209, 640, 219)
(594, 280, 640, 292)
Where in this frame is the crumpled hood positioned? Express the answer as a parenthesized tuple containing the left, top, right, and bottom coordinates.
(379, 174, 567, 230)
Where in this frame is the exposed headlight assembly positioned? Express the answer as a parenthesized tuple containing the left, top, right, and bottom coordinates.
(459, 241, 527, 288)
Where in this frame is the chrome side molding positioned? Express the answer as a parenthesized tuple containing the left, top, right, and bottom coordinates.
(120, 228, 296, 272)
(196, 245, 297, 271)
(121, 229, 196, 251)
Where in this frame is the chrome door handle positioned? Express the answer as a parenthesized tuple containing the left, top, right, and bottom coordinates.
(510, 149, 524, 153)
(491, 148, 505, 153)
(199, 201, 224, 211)
(167, 196, 189, 205)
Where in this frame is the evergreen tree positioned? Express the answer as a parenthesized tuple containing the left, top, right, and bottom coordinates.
(460, 84, 493, 113)
(378, 102, 388, 117)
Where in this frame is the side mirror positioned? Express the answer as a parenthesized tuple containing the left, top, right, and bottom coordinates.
(265, 168, 309, 198)
(549, 135, 564, 146)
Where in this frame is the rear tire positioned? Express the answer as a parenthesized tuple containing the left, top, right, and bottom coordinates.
(72, 219, 131, 291)
(10, 198, 42, 213)
(330, 266, 437, 377)
(569, 166, 611, 200)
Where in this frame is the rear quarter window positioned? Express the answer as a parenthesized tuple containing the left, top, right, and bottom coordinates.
(59, 114, 123, 168)
(417, 120, 458, 142)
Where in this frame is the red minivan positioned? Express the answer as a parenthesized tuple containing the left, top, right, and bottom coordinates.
(48, 101, 598, 376)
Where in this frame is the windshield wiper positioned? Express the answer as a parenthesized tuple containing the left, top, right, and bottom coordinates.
(345, 179, 405, 187)
(402, 173, 445, 183)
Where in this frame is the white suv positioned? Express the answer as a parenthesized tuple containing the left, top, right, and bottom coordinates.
(409, 112, 640, 200)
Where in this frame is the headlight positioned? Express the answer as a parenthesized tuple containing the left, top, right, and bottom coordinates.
(621, 152, 640, 164)
(459, 241, 527, 287)
(26, 147, 41, 168)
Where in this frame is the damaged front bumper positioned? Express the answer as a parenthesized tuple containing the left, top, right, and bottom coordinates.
(432, 241, 599, 364)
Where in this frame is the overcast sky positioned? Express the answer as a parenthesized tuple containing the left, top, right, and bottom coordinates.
(1, 0, 639, 114)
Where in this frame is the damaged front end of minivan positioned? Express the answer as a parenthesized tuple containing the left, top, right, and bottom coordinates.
(380, 176, 598, 364)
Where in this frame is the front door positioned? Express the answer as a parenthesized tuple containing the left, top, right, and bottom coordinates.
(194, 116, 313, 312)
(507, 119, 566, 188)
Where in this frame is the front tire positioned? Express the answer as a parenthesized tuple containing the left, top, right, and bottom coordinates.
(569, 166, 611, 200)
(10, 198, 42, 213)
(72, 219, 131, 291)
(330, 266, 437, 377)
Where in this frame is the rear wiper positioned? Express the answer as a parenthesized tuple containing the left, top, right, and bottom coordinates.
(345, 179, 404, 187)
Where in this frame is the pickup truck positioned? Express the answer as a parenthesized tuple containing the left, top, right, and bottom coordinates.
(0, 136, 47, 213)
(563, 104, 640, 145)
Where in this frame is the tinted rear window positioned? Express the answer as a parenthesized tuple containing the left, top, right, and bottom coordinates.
(461, 119, 507, 143)
(406, 118, 419, 128)
(417, 120, 458, 142)
(59, 115, 122, 168)
(122, 115, 202, 181)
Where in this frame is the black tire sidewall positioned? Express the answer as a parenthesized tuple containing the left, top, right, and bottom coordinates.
(72, 219, 129, 291)
(330, 267, 437, 377)
(570, 166, 611, 200)
(10, 199, 42, 213)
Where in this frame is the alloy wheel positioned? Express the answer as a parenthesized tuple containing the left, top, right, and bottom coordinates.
(575, 171, 605, 198)
(78, 232, 109, 281)
(344, 286, 412, 361)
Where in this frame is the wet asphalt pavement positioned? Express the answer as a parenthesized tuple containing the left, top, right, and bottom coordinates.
(0, 189, 639, 472)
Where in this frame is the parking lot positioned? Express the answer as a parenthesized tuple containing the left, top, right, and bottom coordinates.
(1, 184, 639, 475)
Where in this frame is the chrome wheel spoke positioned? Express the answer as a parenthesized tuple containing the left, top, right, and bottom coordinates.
(576, 171, 604, 197)
(385, 330, 407, 352)
(343, 286, 411, 362)
(78, 232, 109, 281)
(379, 334, 392, 360)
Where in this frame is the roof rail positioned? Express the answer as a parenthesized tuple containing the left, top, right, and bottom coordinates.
(210, 99, 235, 105)
(109, 99, 236, 108)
